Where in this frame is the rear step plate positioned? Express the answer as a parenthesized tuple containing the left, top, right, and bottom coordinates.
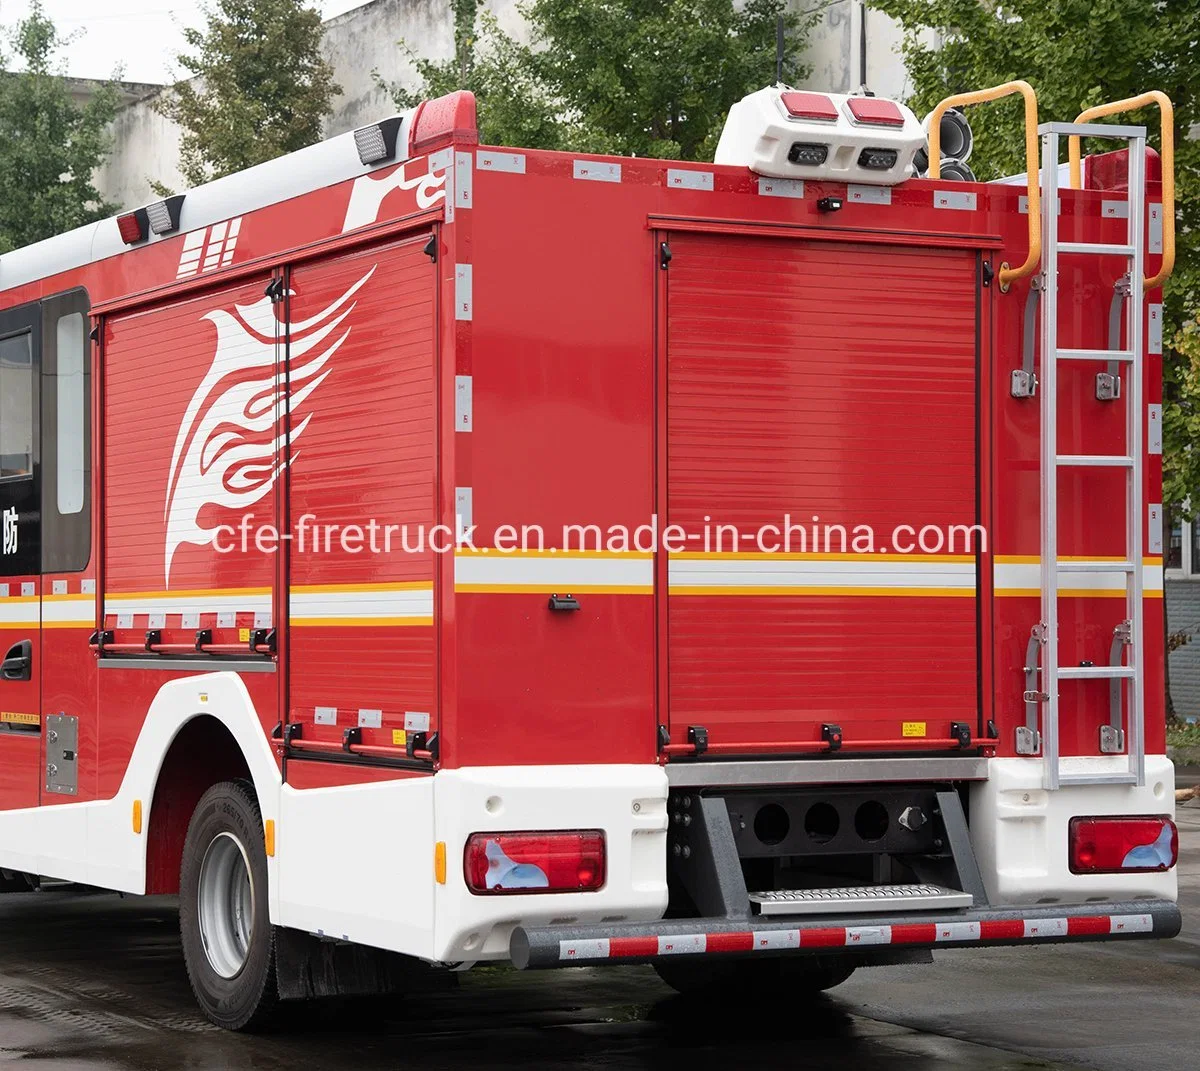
(750, 884, 973, 916)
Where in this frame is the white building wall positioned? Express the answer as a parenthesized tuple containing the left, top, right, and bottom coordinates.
(93, 0, 911, 211)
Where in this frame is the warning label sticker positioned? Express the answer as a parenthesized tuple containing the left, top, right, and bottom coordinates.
(902, 721, 927, 738)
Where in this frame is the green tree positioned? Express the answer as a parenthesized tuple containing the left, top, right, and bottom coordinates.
(0, 1, 119, 253)
(869, 0, 1200, 512)
(156, 0, 340, 186)
(387, 0, 817, 159)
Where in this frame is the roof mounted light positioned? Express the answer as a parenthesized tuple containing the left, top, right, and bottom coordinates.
(353, 116, 405, 166)
(116, 209, 149, 245)
(780, 91, 838, 122)
(145, 195, 186, 235)
(845, 97, 906, 127)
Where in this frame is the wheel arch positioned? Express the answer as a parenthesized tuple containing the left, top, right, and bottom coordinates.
(136, 673, 281, 896)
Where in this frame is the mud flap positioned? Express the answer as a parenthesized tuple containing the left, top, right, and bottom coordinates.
(275, 927, 453, 1001)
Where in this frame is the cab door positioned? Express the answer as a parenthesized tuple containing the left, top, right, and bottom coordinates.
(0, 302, 42, 809)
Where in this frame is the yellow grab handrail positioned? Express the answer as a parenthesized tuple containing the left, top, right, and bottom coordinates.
(1067, 92, 1175, 290)
(928, 81, 1040, 292)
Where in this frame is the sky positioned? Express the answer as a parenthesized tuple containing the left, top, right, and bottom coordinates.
(0, 0, 371, 84)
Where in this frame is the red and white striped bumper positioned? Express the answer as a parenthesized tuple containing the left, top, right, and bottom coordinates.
(510, 899, 1180, 969)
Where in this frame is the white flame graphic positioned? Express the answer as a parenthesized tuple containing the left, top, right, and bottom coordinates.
(163, 267, 376, 585)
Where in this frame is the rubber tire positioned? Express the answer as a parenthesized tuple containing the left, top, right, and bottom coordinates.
(654, 957, 855, 1000)
(179, 780, 279, 1031)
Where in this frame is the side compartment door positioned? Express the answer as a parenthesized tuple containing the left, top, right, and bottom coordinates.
(284, 235, 438, 764)
(0, 303, 42, 808)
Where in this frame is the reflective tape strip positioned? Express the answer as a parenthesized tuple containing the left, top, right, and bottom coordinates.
(455, 552, 654, 594)
(669, 554, 976, 597)
(290, 584, 433, 626)
(994, 559, 1163, 598)
(106, 589, 271, 617)
(556, 913, 1155, 960)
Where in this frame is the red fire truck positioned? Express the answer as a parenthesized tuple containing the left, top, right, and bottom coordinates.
(0, 80, 1181, 1030)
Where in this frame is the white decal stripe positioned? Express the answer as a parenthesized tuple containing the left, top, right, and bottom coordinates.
(995, 561, 1162, 594)
(669, 557, 975, 592)
(752, 929, 800, 950)
(657, 934, 706, 955)
(846, 925, 891, 945)
(106, 592, 271, 616)
(41, 596, 96, 626)
(455, 553, 654, 592)
(935, 921, 981, 942)
(290, 588, 434, 620)
(1110, 914, 1153, 934)
(559, 938, 610, 961)
(1024, 918, 1068, 938)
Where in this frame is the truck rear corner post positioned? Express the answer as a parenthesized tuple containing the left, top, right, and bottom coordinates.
(0, 79, 1180, 1028)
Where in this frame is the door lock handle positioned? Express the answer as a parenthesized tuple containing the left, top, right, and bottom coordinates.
(1, 640, 31, 682)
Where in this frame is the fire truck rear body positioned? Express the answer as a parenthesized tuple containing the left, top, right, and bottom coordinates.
(0, 88, 1179, 1014)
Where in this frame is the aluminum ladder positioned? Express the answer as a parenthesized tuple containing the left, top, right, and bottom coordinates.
(1032, 120, 1148, 789)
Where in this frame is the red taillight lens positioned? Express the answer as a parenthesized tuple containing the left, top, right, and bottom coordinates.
(780, 91, 838, 122)
(845, 98, 905, 127)
(464, 830, 606, 895)
(1069, 816, 1178, 874)
(116, 209, 148, 245)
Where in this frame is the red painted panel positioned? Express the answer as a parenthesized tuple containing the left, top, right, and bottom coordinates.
(665, 234, 979, 750)
(286, 237, 437, 752)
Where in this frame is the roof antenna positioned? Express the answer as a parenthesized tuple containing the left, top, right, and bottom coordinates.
(775, 15, 785, 85)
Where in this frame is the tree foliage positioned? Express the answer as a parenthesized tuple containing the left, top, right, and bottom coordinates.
(869, 0, 1200, 510)
(0, 1, 119, 253)
(387, 0, 818, 160)
(156, 0, 340, 187)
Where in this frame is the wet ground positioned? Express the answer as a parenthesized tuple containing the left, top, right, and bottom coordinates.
(1, 802, 1196, 1071)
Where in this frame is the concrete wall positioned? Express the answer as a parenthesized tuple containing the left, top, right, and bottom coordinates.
(92, 0, 912, 210)
(1168, 581, 1200, 719)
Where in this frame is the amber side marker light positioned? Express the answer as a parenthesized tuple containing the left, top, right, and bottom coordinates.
(1069, 816, 1177, 874)
(464, 831, 606, 895)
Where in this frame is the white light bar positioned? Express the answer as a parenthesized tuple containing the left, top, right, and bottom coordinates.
(353, 116, 405, 166)
(145, 195, 186, 235)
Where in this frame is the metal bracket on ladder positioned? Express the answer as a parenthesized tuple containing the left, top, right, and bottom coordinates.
(1036, 120, 1147, 790)
(1018, 625, 1045, 755)
(1011, 275, 1043, 399)
(1101, 620, 1133, 754)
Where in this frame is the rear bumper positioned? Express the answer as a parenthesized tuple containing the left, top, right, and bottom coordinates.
(511, 898, 1181, 969)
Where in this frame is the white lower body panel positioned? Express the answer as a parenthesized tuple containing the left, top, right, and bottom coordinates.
(276, 764, 670, 963)
(970, 755, 1177, 904)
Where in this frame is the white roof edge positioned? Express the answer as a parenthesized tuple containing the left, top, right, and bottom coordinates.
(0, 110, 417, 296)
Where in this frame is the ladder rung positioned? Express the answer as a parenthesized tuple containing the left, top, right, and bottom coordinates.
(1056, 455, 1134, 468)
(1057, 666, 1135, 680)
(1056, 348, 1135, 363)
(1057, 242, 1136, 257)
(1056, 561, 1135, 573)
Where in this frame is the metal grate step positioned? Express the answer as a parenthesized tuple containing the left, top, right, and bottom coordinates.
(749, 884, 973, 916)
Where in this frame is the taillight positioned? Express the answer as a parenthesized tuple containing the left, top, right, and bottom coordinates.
(116, 209, 148, 245)
(780, 91, 838, 122)
(845, 97, 905, 127)
(1069, 816, 1178, 874)
(464, 831, 606, 895)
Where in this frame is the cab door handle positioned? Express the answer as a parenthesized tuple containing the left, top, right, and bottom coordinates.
(1, 640, 32, 682)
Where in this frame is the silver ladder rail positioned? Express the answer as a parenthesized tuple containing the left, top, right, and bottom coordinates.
(1038, 120, 1147, 790)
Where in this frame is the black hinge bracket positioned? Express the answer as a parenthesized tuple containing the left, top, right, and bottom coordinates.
(284, 722, 303, 744)
(264, 277, 285, 303)
(687, 725, 708, 755)
(657, 724, 671, 751)
(950, 721, 973, 748)
(659, 241, 672, 270)
(822, 723, 843, 751)
(143, 629, 161, 652)
(194, 628, 213, 651)
(548, 593, 580, 612)
(424, 235, 438, 262)
(981, 261, 994, 288)
(342, 727, 362, 752)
